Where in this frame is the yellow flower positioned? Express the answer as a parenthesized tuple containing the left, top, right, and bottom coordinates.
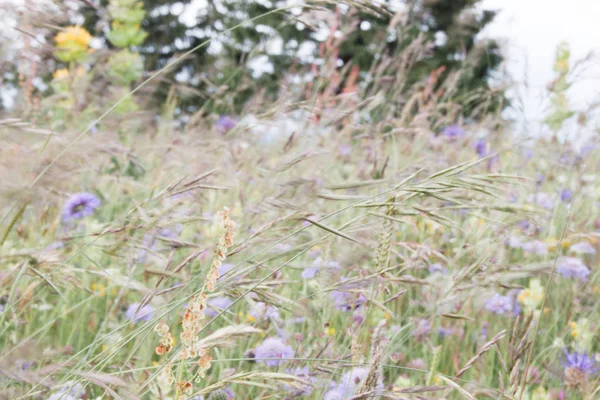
(569, 321, 579, 338)
(53, 68, 70, 80)
(324, 327, 335, 336)
(54, 26, 92, 62)
(545, 237, 571, 251)
(55, 26, 92, 49)
(246, 314, 256, 323)
(518, 279, 544, 312)
(91, 283, 106, 297)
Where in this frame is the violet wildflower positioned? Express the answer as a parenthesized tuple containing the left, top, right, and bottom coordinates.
(505, 235, 523, 249)
(438, 327, 453, 337)
(412, 318, 431, 340)
(338, 143, 352, 157)
(407, 358, 427, 370)
(561, 189, 573, 203)
(302, 258, 340, 279)
(484, 293, 513, 315)
(330, 290, 367, 312)
(474, 138, 488, 157)
(428, 263, 448, 274)
(557, 257, 590, 281)
(561, 349, 600, 389)
(522, 148, 534, 161)
(324, 367, 380, 400)
(522, 240, 548, 256)
(508, 289, 522, 316)
(218, 263, 236, 280)
(249, 302, 280, 321)
(527, 192, 555, 210)
(569, 242, 596, 255)
(480, 326, 488, 338)
(283, 366, 315, 396)
(62, 192, 101, 221)
(125, 303, 154, 323)
(206, 389, 234, 400)
(15, 359, 34, 371)
(302, 258, 320, 280)
(206, 296, 234, 317)
(442, 124, 464, 141)
(47, 381, 85, 400)
(580, 143, 595, 158)
(254, 337, 295, 366)
(535, 173, 545, 186)
(216, 115, 237, 133)
(515, 219, 531, 231)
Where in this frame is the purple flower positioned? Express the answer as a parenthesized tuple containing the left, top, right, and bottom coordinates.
(522, 240, 548, 256)
(324, 367, 379, 400)
(249, 302, 280, 321)
(207, 296, 234, 317)
(484, 293, 513, 315)
(508, 289, 522, 316)
(15, 359, 34, 371)
(522, 148, 534, 161)
(505, 235, 523, 249)
(438, 327, 453, 337)
(428, 263, 448, 274)
(330, 290, 367, 312)
(302, 258, 340, 279)
(527, 192, 555, 210)
(218, 263, 236, 280)
(301, 266, 319, 279)
(442, 124, 464, 141)
(561, 349, 600, 387)
(557, 257, 590, 281)
(412, 318, 431, 339)
(283, 366, 315, 396)
(338, 144, 352, 157)
(254, 337, 295, 366)
(47, 381, 85, 400)
(474, 138, 488, 157)
(62, 192, 101, 221)
(216, 115, 237, 133)
(535, 174, 545, 186)
(515, 220, 531, 231)
(125, 303, 154, 323)
(569, 242, 596, 255)
(580, 143, 596, 158)
(561, 189, 573, 203)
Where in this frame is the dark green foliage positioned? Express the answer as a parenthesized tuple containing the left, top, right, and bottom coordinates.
(77, 0, 504, 116)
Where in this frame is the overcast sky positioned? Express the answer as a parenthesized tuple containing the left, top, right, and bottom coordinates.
(480, 0, 600, 137)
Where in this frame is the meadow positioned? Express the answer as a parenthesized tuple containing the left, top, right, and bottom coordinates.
(1, 2, 599, 400)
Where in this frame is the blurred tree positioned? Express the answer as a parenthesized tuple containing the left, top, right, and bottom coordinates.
(77, 0, 504, 117)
